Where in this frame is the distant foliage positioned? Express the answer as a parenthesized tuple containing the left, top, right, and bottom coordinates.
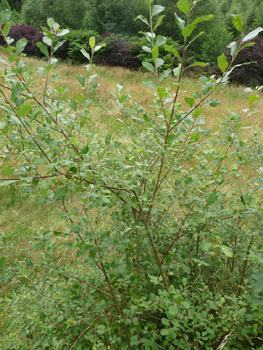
(0, 24, 43, 56)
(229, 36, 263, 86)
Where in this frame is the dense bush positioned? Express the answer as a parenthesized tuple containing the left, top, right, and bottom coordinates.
(229, 36, 263, 86)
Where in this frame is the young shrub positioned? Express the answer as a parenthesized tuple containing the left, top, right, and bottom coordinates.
(0, 3, 263, 350)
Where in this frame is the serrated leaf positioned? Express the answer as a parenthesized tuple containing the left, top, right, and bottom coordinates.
(243, 27, 263, 42)
(177, 0, 190, 14)
(152, 5, 165, 17)
(217, 53, 228, 72)
(232, 14, 243, 32)
(222, 245, 233, 258)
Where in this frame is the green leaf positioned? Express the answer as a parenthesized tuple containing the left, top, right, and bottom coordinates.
(156, 58, 164, 68)
(151, 46, 159, 59)
(168, 305, 178, 316)
(175, 14, 185, 30)
(217, 53, 228, 73)
(215, 236, 222, 246)
(89, 36, 95, 49)
(0, 55, 9, 65)
(69, 99, 78, 112)
(182, 24, 196, 38)
(192, 15, 214, 25)
(207, 191, 218, 205)
(78, 75, 85, 87)
(160, 328, 169, 336)
(152, 5, 164, 17)
(47, 18, 54, 28)
(56, 29, 70, 37)
(243, 27, 263, 42)
(17, 103, 32, 117)
(155, 36, 167, 46)
(252, 271, 263, 294)
(81, 48, 90, 61)
(2, 272, 14, 282)
(167, 134, 176, 144)
(2, 22, 10, 37)
(80, 145, 89, 155)
(0, 180, 18, 187)
(222, 245, 233, 258)
(227, 41, 238, 57)
(43, 36, 52, 47)
(248, 95, 259, 104)
(200, 240, 212, 252)
(16, 38, 27, 55)
(154, 15, 165, 31)
(53, 187, 68, 200)
(143, 113, 151, 123)
(164, 45, 180, 59)
(135, 15, 150, 26)
(105, 133, 111, 145)
(159, 69, 171, 82)
(36, 67, 47, 77)
(2, 165, 14, 176)
(142, 46, 151, 53)
(231, 14, 243, 32)
(187, 61, 206, 69)
(37, 42, 49, 57)
(177, 0, 190, 14)
(185, 97, 195, 108)
(70, 137, 79, 145)
(173, 64, 182, 78)
(41, 180, 50, 190)
(143, 80, 157, 90)
(142, 61, 155, 73)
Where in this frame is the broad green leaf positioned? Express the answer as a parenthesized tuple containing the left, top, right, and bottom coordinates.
(192, 15, 214, 25)
(2, 165, 14, 176)
(47, 18, 54, 28)
(69, 99, 78, 112)
(222, 246, 233, 258)
(142, 61, 155, 73)
(142, 46, 151, 53)
(143, 113, 151, 123)
(227, 41, 238, 57)
(187, 61, 206, 68)
(231, 14, 243, 32)
(37, 42, 49, 57)
(248, 95, 259, 104)
(215, 236, 222, 246)
(80, 144, 89, 154)
(182, 24, 196, 38)
(243, 27, 263, 42)
(167, 134, 176, 144)
(56, 29, 70, 37)
(53, 187, 68, 200)
(17, 103, 32, 117)
(168, 305, 178, 316)
(177, 0, 190, 14)
(54, 40, 65, 53)
(207, 191, 218, 205)
(185, 97, 195, 108)
(36, 67, 47, 77)
(252, 271, 263, 294)
(156, 58, 164, 68)
(200, 240, 212, 251)
(155, 36, 167, 46)
(217, 53, 228, 72)
(152, 5, 165, 17)
(143, 80, 157, 90)
(41, 180, 50, 190)
(16, 38, 27, 55)
(89, 36, 95, 49)
(159, 69, 171, 82)
(173, 64, 182, 78)
(43, 36, 52, 47)
(70, 137, 79, 145)
(2, 22, 10, 37)
(175, 14, 185, 30)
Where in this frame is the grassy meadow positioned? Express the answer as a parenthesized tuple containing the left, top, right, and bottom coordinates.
(1, 49, 263, 346)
